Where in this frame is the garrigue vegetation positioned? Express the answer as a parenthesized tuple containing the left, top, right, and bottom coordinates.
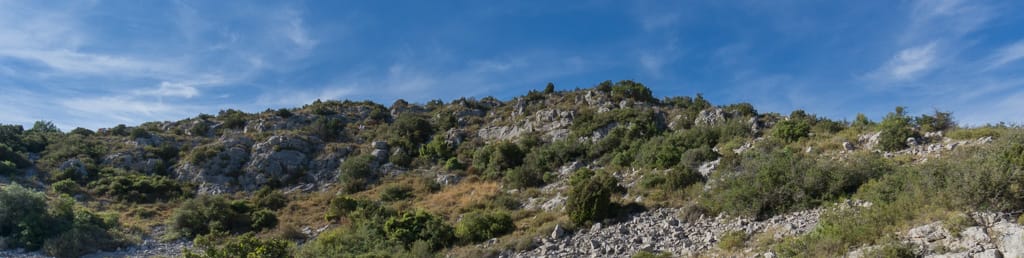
(0, 80, 1019, 257)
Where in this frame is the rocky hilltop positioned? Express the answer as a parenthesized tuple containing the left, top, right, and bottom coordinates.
(0, 80, 1020, 257)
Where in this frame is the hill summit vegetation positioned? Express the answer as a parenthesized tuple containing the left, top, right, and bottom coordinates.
(0, 80, 1019, 257)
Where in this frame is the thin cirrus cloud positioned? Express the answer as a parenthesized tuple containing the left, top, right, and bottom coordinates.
(872, 42, 939, 82)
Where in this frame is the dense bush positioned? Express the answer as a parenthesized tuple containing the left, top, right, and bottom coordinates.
(878, 107, 916, 151)
(88, 173, 192, 203)
(383, 210, 454, 250)
(217, 109, 249, 130)
(772, 118, 811, 142)
(169, 195, 254, 238)
(252, 187, 288, 211)
(388, 113, 434, 154)
(338, 154, 376, 193)
(916, 110, 955, 132)
(0, 184, 51, 249)
(419, 134, 453, 163)
(566, 168, 620, 225)
(473, 142, 525, 179)
(609, 80, 656, 103)
(703, 150, 890, 219)
(0, 184, 125, 255)
(454, 211, 515, 243)
(308, 117, 345, 142)
(186, 232, 292, 258)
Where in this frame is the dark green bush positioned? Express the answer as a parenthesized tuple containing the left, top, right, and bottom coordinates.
(0, 160, 16, 176)
(308, 117, 345, 142)
(388, 113, 434, 154)
(454, 211, 515, 243)
(878, 107, 916, 151)
(169, 195, 252, 238)
(253, 187, 288, 211)
(772, 119, 811, 142)
(383, 210, 454, 250)
(250, 209, 278, 231)
(419, 135, 453, 162)
(609, 80, 655, 103)
(217, 109, 249, 130)
(0, 184, 51, 249)
(338, 154, 376, 193)
(567, 168, 619, 225)
(51, 179, 82, 195)
(88, 173, 192, 203)
(703, 150, 890, 219)
(186, 232, 292, 258)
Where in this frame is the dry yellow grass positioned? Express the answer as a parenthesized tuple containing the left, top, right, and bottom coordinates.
(415, 178, 499, 221)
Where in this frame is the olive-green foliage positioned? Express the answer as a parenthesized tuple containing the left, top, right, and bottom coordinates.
(455, 211, 515, 243)
(566, 168, 620, 225)
(383, 210, 454, 250)
(544, 82, 555, 94)
(0, 184, 124, 255)
(641, 166, 703, 192)
(419, 134, 453, 163)
(129, 127, 150, 139)
(0, 160, 16, 176)
(380, 185, 414, 202)
(253, 187, 288, 211)
(703, 149, 891, 219)
(42, 207, 126, 258)
(169, 195, 254, 238)
(0, 184, 52, 249)
(609, 80, 656, 103)
(778, 134, 1024, 256)
(916, 110, 955, 132)
(878, 107, 916, 151)
(389, 113, 434, 154)
(250, 209, 279, 231)
(217, 109, 249, 130)
(473, 141, 525, 179)
(297, 221, 400, 258)
(88, 173, 192, 203)
(308, 117, 346, 142)
(722, 102, 757, 117)
(186, 232, 292, 258)
(772, 119, 811, 143)
(39, 133, 108, 171)
(338, 154, 376, 193)
(50, 179, 82, 195)
(0, 142, 31, 168)
(275, 108, 293, 118)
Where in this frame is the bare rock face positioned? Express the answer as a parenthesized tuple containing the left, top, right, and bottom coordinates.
(174, 136, 253, 194)
(695, 108, 727, 126)
(478, 109, 576, 142)
(240, 135, 320, 191)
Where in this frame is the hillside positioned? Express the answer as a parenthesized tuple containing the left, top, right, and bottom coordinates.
(0, 80, 1021, 258)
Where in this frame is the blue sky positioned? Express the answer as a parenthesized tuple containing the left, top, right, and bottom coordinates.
(1, 0, 1023, 130)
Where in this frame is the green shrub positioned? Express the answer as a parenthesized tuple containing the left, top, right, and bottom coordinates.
(772, 119, 811, 142)
(0, 184, 51, 249)
(703, 150, 890, 219)
(419, 135, 453, 162)
(454, 211, 515, 243)
(609, 80, 656, 103)
(88, 173, 192, 203)
(250, 209, 278, 232)
(338, 154, 376, 193)
(566, 168, 619, 225)
(253, 187, 288, 211)
(217, 109, 249, 130)
(632, 250, 672, 258)
(388, 113, 434, 153)
(186, 232, 292, 258)
(383, 210, 454, 250)
(878, 107, 916, 151)
(308, 117, 345, 142)
(0, 160, 16, 176)
(51, 179, 82, 195)
(42, 209, 125, 258)
(169, 195, 252, 238)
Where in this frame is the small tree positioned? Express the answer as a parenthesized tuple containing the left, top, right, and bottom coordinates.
(878, 107, 916, 151)
(544, 82, 555, 94)
(566, 168, 619, 226)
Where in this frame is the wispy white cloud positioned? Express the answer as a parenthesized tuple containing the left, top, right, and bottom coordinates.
(986, 40, 1024, 70)
(137, 82, 200, 98)
(872, 42, 939, 81)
